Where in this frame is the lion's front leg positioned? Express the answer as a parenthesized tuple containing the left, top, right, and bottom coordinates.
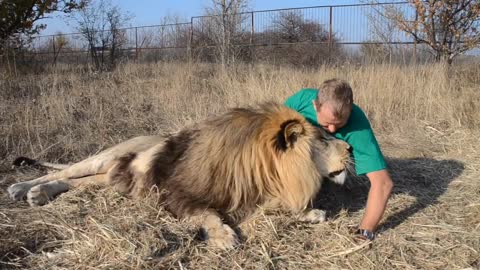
(189, 209, 239, 250)
(262, 198, 326, 223)
(297, 208, 327, 223)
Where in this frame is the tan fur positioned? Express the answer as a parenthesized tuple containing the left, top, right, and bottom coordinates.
(8, 102, 350, 249)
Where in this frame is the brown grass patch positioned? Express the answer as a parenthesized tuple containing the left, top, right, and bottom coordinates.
(1, 62, 479, 269)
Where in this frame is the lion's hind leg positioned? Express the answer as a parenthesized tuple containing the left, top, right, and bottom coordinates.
(8, 155, 116, 202)
(8, 174, 65, 201)
(26, 174, 109, 206)
(8, 135, 166, 203)
(8, 155, 114, 202)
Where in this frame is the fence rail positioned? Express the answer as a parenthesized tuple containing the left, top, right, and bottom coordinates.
(6, 2, 430, 66)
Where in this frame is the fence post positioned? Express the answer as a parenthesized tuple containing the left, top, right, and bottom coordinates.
(188, 17, 194, 62)
(52, 36, 56, 66)
(250, 11, 255, 63)
(328, 6, 333, 56)
(134, 27, 138, 62)
(413, 9, 418, 65)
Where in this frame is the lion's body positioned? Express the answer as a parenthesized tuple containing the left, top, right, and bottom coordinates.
(8, 102, 350, 249)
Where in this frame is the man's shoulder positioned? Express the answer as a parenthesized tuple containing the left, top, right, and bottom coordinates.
(352, 103, 365, 114)
(285, 88, 318, 105)
(296, 88, 318, 97)
(350, 104, 371, 127)
(336, 104, 372, 137)
(285, 88, 317, 107)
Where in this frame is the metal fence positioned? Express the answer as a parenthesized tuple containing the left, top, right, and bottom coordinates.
(7, 2, 427, 67)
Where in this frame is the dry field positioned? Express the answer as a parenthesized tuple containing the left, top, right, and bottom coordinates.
(0, 62, 479, 269)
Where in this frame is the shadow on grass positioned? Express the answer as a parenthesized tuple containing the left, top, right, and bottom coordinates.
(313, 157, 465, 231)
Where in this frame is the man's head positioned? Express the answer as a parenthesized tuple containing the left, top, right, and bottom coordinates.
(312, 79, 353, 133)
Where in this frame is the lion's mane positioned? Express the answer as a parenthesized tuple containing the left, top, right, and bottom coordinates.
(109, 102, 325, 223)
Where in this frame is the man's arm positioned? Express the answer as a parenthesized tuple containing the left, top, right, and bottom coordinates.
(359, 169, 394, 232)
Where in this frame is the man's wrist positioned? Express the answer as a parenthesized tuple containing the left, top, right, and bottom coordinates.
(356, 229, 376, 241)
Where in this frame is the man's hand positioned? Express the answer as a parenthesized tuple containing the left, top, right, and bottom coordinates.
(355, 229, 375, 240)
(359, 169, 393, 231)
(348, 226, 374, 246)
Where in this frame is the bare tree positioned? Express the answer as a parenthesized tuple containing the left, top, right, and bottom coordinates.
(272, 11, 331, 43)
(377, 0, 480, 65)
(106, 5, 130, 67)
(257, 10, 342, 67)
(49, 32, 70, 65)
(202, 0, 251, 67)
(363, 5, 399, 63)
(359, 43, 390, 64)
(71, 0, 132, 69)
(137, 15, 191, 62)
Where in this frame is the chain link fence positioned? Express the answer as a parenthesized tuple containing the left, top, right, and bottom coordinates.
(3, 2, 435, 68)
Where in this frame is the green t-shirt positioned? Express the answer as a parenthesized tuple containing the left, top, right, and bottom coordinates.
(284, 88, 386, 175)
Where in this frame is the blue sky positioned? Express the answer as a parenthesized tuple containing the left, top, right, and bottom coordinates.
(41, 0, 363, 35)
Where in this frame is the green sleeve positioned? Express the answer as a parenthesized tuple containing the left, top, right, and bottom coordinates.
(284, 91, 302, 110)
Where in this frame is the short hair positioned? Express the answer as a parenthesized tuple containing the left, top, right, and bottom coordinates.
(315, 79, 353, 120)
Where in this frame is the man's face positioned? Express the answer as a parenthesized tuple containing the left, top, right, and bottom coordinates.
(312, 101, 348, 133)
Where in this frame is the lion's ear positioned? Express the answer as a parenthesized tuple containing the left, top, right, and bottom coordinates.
(280, 120, 305, 149)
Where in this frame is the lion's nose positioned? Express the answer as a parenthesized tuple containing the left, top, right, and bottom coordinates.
(337, 141, 351, 152)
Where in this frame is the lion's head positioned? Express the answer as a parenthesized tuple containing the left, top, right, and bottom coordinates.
(311, 129, 351, 186)
(145, 102, 351, 223)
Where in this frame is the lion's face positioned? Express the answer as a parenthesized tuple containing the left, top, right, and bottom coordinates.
(274, 114, 351, 189)
(311, 129, 351, 185)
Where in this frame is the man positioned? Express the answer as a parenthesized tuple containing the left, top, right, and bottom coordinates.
(284, 78, 393, 241)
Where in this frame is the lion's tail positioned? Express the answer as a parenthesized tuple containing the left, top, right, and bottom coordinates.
(12, 156, 70, 170)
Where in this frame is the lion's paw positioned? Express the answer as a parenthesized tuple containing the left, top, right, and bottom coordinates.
(27, 184, 53, 206)
(298, 209, 326, 223)
(8, 182, 33, 201)
(205, 224, 239, 250)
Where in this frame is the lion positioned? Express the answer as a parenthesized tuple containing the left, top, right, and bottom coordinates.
(8, 102, 351, 249)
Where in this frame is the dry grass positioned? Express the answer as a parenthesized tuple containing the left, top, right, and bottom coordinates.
(0, 62, 479, 269)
